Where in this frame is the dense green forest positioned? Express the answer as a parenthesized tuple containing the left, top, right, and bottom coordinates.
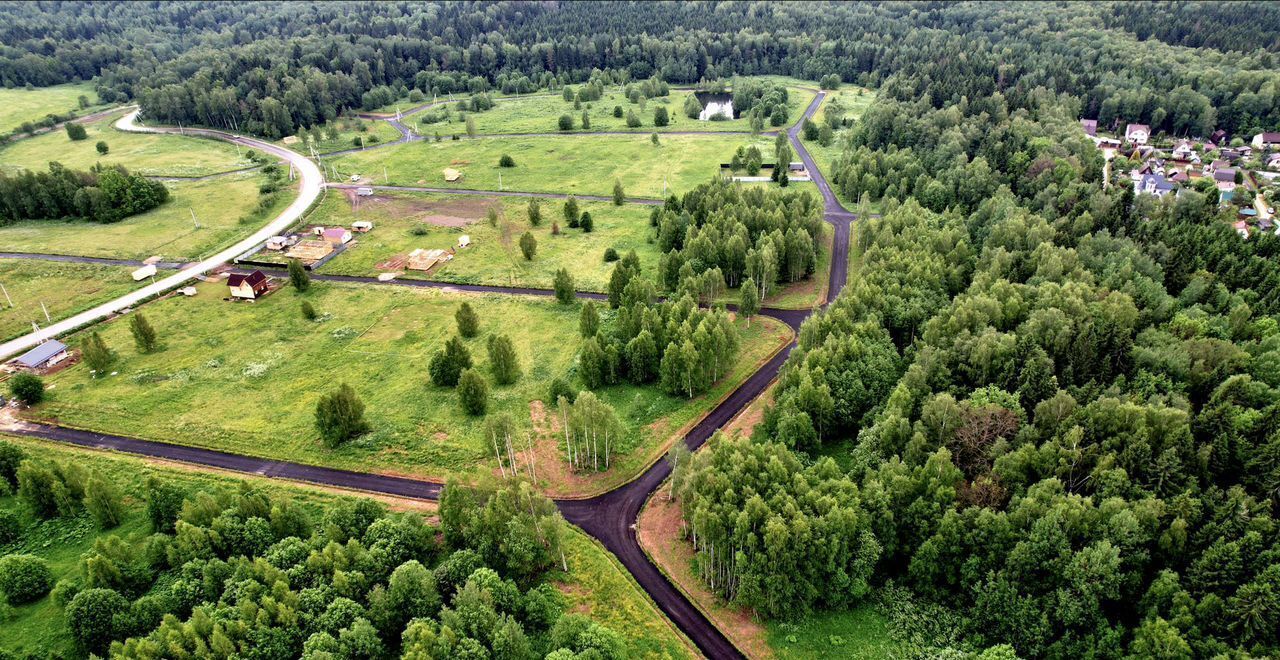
(0, 163, 169, 225)
(0, 438, 627, 659)
(3, 2, 1280, 137)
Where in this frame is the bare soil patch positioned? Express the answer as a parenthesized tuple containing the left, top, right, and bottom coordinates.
(720, 381, 777, 440)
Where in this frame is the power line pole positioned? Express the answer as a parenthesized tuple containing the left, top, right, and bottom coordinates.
(41, 300, 51, 323)
(190, 209, 199, 229)
(0, 282, 12, 308)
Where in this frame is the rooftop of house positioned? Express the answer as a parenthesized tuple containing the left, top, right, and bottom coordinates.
(13, 339, 68, 368)
(228, 270, 267, 287)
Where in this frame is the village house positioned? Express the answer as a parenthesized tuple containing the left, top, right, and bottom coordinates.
(352, 221, 374, 233)
(322, 227, 352, 245)
(1210, 129, 1228, 146)
(1126, 123, 1150, 145)
(1214, 167, 1238, 192)
(1207, 159, 1231, 175)
(1170, 140, 1200, 163)
(227, 270, 270, 299)
(1134, 173, 1176, 198)
(1251, 132, 1280, 150)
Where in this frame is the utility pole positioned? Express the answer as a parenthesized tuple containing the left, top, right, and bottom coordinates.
(0, 282, 12, 308)
(190, 209, 199, 229)
(498, 172, 503, 191)
(383, 166, 388, 184)
(40, 301, 51, 323)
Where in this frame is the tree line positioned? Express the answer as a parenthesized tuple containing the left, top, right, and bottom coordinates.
(0, 162, 170, 225)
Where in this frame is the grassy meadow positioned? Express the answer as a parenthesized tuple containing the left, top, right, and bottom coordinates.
(313, 190, 661, 291)
(326, 133, 770, 198)
(279, 115, 403, 155)
(0, 261, 139, 342)
(766, 606, 902, 659)
(30, 279, 788, 493)
(0, 112, 253, 177)
(0, 435, 693, 659)
(414, 86, 816, 136)
(0, 83, 104, 135)
(0, 174, 294, 261)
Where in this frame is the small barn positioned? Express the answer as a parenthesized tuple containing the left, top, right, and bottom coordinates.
(458, 235, 471, 248)
(131, 264, 157, 281)
(11, 340, 69, 371)
(266, 236, 289, 250)
(227, 271, 270, 299)
(322, 227, 352, 245)
(352, 221, 374, 233)
(443, 168, 463, 182)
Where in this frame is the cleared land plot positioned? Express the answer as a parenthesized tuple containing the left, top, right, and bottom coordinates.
(279, 115, 403, 155)
(418, 86, 816, 136)
(31, 280, 786, 493)
(0, 261, 138, 342)
(325, 133, 773, 198)
(0, 435, 692, 659)
(315, 190, 661, 291)
(0, 82, 103, 134)
(0, 112, 252, 177)
(0, 174, 293, 261)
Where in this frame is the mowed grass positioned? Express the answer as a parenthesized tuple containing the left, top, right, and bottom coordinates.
(31, 280, 785, 489)
(279, 116, 403, 155)
(0, 173, 294, 261)
(766, 606, 902, 659)
(0, 436, 692, 659)
(327, 133, 770, 198)
(0, 83, 103, 134)
(0, 112, 252, 177)
(0, 261, 139, 342)
(313, 190, 660, 291)
(417, 86, 816, 136)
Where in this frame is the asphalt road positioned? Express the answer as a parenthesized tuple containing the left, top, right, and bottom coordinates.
(1, 89, 856, 660)
(0, 109, 325, 362)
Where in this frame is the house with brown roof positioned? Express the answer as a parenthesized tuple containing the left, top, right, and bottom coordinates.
(228, 271, 270, 299)
(1251, 132, 1280, 150)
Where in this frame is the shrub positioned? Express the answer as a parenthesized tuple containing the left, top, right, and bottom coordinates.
(579, 211, 594, 233)
(0, 554, 53, 604)
(429, 336, 472, 387)
(519, 232, 537, 260)
(558, 114, 574, 131)
(288, 258, 310, 292)
(603, 247, 620, 262)
(0, 441, 21, 491)
(612, 105, 623, 118)
(0, 510, 20, 545)
(95, 140, 109, 154)
(65, 123, 87, 140)
(67, 588, 127, 654)
(301, 301, 318, 320)
(84, 474, 125, 529)
(455, 302, 480, 338)
(8, 373, 44, 405)
(457, 369, 488, 416)
(315, 383, 370, 447)
(130, 312, 158, 353)
(554, 268, 575, 304)
(548, 378, 576, 404)
(498, 154, 516, 167)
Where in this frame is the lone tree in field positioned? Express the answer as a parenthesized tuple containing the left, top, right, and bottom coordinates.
(455, 302, 480, 338)
(499, 154, 516, 167)
(300, 300, 317, 320)
(527, 198, 542, 226)
(579, 211, 594, 232)
(554, 268, 575, 304)
(129, 312, 157, 352)
(581, 110, 590, 130)
(684, 94, 703, 119)
(519, 231, 537, 260)
(457, 369, 488, 416)
(579, 300, 600, 337)
(563, 196, 580, 227)
(95, 141, 109, 155)
(613, 179, 625, 205)
(314, 383, 369, 448)
(558, 114, 573, 131)
(653, 106, 669, 126)
(739, 277, 760, 327)
(80, 332, 115, 374)
(65, 123, 87, 140)
(429, 336, 472, 386)
(487, 334, 521, 385)
(651, 132, 659, 146)
(465, 115, 476, 137)
(8, 373, 44, 405)
(288, 258, 310, 292)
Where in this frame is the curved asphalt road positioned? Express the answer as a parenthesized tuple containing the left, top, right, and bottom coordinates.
(2, 91, 854, 659)
(0, 109, 325, 362)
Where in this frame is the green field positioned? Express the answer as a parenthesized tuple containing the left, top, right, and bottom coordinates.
(0, 173, 293, 261)
(313, 190, 660, 291)
(279, 115, 403, 155)
(0, 261, 139, 342)
(326, 133, 770, 199)
(415, 86, 816, 136)
(0, 112, 253, 177)
(766, 606, 902, 659)
(0, 83, 104, 135)
(0, 435, 693, 659)
(30, 280, 786, 492)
